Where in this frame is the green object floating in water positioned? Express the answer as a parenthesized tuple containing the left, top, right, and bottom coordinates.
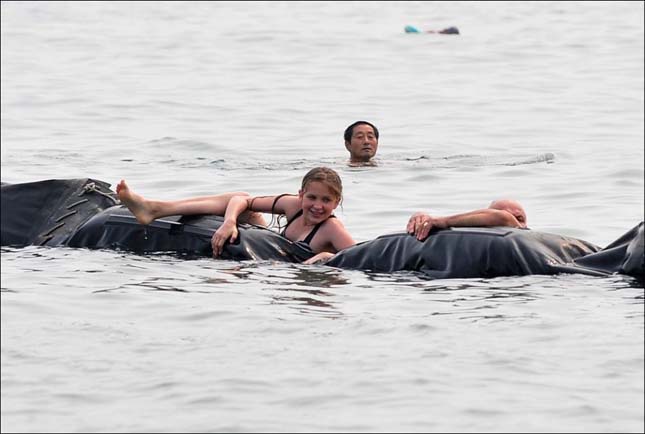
(404, 25, 460, 35)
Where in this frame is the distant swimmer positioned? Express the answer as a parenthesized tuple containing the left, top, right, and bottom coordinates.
(404, 25, 460, 35)
(344, 120, 379, 165)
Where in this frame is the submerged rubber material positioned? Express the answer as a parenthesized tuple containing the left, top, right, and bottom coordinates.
(2, 179, 643, 279)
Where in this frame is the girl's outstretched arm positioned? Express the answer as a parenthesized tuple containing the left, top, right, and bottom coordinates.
(211, 195, 250, 257)
(210, 194, 301, 257)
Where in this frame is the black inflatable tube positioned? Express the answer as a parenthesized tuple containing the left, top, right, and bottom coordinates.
(2, 179, 643, 280)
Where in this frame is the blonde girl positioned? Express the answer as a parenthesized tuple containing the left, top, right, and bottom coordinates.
(117, 167, 355, 264)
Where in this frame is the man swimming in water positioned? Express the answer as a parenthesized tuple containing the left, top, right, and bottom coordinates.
(344, 120, 379, 165)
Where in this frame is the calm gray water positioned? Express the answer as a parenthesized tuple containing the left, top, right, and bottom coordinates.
(1, 1, 644, 432)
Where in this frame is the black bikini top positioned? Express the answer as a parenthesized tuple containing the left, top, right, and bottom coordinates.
(271, 194, 334, 246)
(280, 209, 335, 246)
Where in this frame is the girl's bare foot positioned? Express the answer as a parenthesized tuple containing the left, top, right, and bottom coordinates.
(116, 180, 156, 225)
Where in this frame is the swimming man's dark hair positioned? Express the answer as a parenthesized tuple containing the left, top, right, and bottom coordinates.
(344, 121, 379, 142)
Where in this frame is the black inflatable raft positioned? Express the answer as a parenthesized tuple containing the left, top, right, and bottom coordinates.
(2, 178, 643, 280)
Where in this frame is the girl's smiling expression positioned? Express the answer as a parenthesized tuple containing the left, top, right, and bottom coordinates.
(298, 181, 340, 225)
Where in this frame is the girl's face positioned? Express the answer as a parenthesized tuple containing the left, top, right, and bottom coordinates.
(298, 181, 340, 224)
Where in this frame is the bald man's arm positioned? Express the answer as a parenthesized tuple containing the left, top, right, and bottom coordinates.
(408, 209, 522, 240)
(440, 209, 521, 228)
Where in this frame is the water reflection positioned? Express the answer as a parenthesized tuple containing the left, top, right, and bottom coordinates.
(269, 292, 341, 319)
(358, 268, 643, 301)
(94, 276, 191, 294)
(619, 276, 645, 292)
(207, 262, 351, 287)
(128, 277, 190, 293)
(595, 275, 645, 299)
(278, 265, 351, 288)
(338, 270, 548, 322)
(87, 259, 348, 317)
(256, 265, 347, 318)
(406, 152, 556, 167)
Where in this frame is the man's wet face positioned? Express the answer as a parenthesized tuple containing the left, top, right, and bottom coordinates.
(346, 124, 378, 162)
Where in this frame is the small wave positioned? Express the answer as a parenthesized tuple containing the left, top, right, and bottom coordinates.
(404, 152, 556, 168)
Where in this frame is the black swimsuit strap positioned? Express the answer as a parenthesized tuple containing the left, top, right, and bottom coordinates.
(281, 210, 336, 246)
(281, 209, 303, 237)
(271, 193, 292, 215)
(302, 218, 328, 245)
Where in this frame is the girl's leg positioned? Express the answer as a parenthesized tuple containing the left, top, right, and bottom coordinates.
(116, 180, 259, 225)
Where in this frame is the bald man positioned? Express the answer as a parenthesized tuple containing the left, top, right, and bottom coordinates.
(407, 199, 527, 241)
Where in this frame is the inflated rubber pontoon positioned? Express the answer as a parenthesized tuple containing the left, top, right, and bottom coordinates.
(2, 178, 643, 280)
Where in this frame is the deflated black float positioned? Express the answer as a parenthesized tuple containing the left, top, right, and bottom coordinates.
(1, 178, 643, 280)
(0, 178, 312, 262)
(327, 224, 643, 279)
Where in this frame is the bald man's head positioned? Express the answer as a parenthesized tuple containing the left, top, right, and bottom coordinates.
(489, 199, 527, 228)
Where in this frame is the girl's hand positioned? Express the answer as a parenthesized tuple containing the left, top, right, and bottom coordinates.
(303, 251, 334, 265)
(211, 220, 239, 258)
